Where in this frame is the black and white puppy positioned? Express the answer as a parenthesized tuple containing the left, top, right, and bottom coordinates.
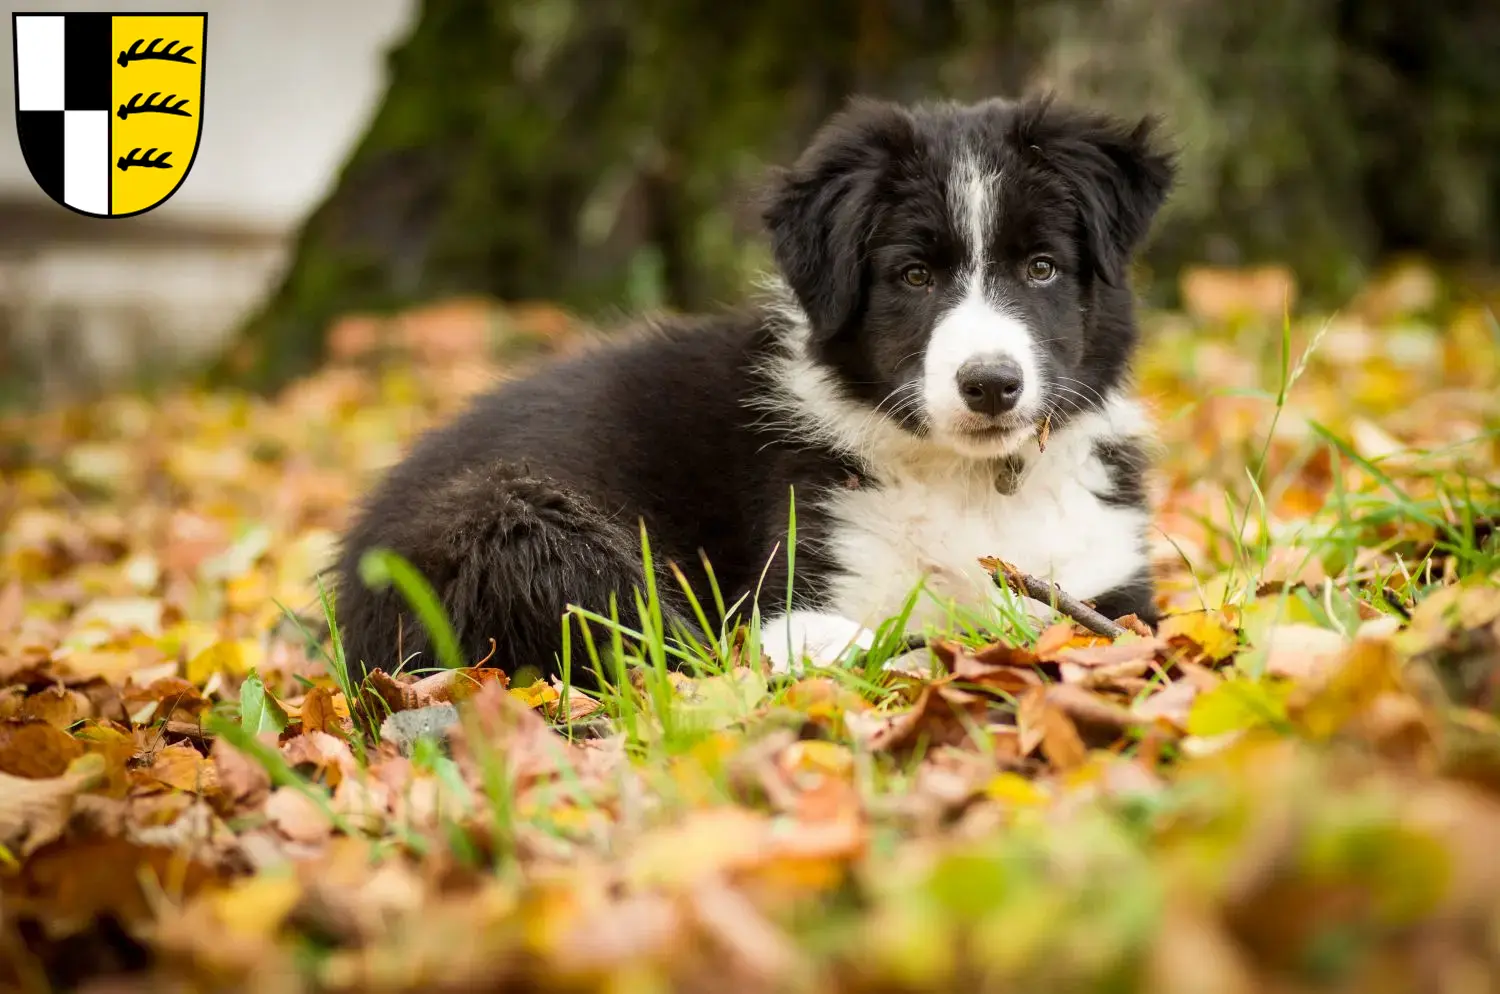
(333, 94, 1175, 679)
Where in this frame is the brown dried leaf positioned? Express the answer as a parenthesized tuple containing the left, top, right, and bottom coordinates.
(363, 667, 415, 715)
(1038, 701, 1088, 770)
(1259, 624, 1349, 681)
(15, 686, 91, 729)
(1056, 638, 1164, 668)
(210, 735, 271, 814)
(407, 665, 508, 706)
(1133, 679, 1201, 728)
(1017, 686, 1048, 757)
(6, 836, 222, 932)
(0, 718, 87, 778)
(121, 675, 208, 724)
(1289, 637, 1407, 740)
(0, 752, 107, 858)
(145, 741, 217, 793)
(0, 580, 23, 636)
(1045, 684, 1140, 743)
(266, 785, 333, 845)
(280, 730, 357, 788)
(299, 685, 338, 735)
(861, 682, 989, 754)
(951, 649, 1043, 694)
(690, 881, 805, 983)
(543, 684, 604, 722)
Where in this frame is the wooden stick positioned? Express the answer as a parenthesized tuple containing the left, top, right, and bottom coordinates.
(978, 557, 1128, 639)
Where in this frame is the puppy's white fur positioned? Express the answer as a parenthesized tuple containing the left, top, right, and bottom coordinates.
(751, 282, 1152, 668)
(761, 610, 875, 675)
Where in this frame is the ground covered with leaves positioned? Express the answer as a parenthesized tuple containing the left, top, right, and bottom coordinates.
(2, 264, 1499, 993)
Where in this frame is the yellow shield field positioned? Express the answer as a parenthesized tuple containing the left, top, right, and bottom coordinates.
(110, 15, 206, 216)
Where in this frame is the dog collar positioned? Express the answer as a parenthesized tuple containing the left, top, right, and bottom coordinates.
(993, 452, 1029, 495)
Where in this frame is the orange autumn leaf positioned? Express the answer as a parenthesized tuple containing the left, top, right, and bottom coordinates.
(0, 719, 87, 779)
(299, 685, 339, 735)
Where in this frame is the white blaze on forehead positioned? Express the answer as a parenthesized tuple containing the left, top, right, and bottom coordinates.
(921, 149, 1042, 449)
(955, 152, 992, 292)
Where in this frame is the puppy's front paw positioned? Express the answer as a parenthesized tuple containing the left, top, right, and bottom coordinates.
(760, 610, 875, 675)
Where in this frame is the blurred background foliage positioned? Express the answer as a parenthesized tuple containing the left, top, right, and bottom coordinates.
(222, 0, 1500, 389)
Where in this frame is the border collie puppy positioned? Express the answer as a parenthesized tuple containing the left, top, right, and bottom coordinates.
(333, 94, 1175, 679)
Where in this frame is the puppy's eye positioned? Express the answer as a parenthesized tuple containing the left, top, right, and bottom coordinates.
(1025, 256, 1058, 284)
(900, 264, 933, 288)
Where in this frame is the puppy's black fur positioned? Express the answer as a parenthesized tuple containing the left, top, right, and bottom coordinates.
(334, 317, 856, 675)
(333, 94, 1174, 679)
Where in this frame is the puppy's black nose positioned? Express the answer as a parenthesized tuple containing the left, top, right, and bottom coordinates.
(956, 358, 1025, 416)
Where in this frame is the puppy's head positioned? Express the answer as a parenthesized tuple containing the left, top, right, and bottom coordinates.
(764, 95, 1175, 459)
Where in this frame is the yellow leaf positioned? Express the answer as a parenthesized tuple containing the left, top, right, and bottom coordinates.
(158, 621, 220, 664)
(625, 807, 768, 890)
(510, 679, 559, 709)
(147, 742, 217, 793)
(224, 570, 271, 616)
(1186, 678, 1289, 737)
(206, 874, 303, 940)
(1290, 638, 1406, 740)
(984, 772, 1047, 807)
(185, 639, 261, 684)
(1160, 610, 1240, 662)
(781, 740, 854, 780)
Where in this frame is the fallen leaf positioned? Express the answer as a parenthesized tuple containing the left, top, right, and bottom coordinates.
(145, 741, 217, 793)
(210, 735, 270, 814)
(2, 835, 221, 933)
(689, 881, 805, 983)
(1133, 679, 1201, 728)
(122, 675, 209, 724)
(15, 686, 90, 729)
(299, 685, 339, 735)
(185, 638, 259, 684)
(1290, 637, 1407, 740)
(281, 730, 358, 787)
(0, 581, 23, 636)
(1160, 611, 1240, 663)
(1179, 264, 1297, 323)
(1186, 678, 1290, 737)
(1033, 622, 1086, 658)
(1043, 684, 1141, 746)
(1257, 624, 1349, 680)
(0, 752, 107, 858)
(266, 786, 333, 845)
(1037, 704, 1088, 770)
(1055, 638, 1164, 668)
(861, 683, 990, 754)
(0, 719, 87, 778)
(408, 665, 509, 705)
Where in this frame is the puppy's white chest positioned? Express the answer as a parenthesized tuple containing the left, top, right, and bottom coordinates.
(818, 442, 1147, 631)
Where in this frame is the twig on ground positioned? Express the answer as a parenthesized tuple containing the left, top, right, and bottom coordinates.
(978, 557, 1128, 639)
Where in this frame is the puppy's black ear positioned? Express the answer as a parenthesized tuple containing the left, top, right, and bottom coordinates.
(763, 99, 914, 339)
(1017, 96, 1177, 285)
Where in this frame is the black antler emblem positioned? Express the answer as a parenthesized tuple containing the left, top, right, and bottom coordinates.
(117, 92, 192, 121)
(117, 147, 173, 172)
(117, 38, 196, 68)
